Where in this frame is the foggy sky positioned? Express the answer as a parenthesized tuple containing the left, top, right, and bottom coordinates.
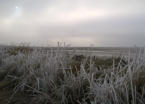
(0, 0, 145, 47)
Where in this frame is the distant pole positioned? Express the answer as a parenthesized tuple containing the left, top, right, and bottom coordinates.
(64, 42, 66, 47)
(57, 41, 60, 47)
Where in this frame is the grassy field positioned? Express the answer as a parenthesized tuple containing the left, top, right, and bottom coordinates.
(0, 46, 145, 104)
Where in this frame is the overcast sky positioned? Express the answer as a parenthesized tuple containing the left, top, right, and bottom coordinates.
(0, 0, 145, 47)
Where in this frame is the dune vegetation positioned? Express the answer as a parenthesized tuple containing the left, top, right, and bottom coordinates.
(0, 46, 145, 104)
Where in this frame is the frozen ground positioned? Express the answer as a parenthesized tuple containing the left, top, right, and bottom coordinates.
(0, 45, 145, 104)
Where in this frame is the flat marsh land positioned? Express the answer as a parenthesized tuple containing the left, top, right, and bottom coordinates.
(0, 46, 145, 104)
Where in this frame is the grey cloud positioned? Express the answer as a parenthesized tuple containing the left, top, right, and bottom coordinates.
(0, 0, 145, 46)
(32, 13, 145, 46)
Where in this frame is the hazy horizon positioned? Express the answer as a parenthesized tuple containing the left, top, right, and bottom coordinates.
(0, 0, 145, 47)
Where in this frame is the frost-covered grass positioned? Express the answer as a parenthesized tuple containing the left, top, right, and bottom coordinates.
(0, 46, 145, 104)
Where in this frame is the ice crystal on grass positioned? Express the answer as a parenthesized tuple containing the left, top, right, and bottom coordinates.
(0, 46, 145, 104)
